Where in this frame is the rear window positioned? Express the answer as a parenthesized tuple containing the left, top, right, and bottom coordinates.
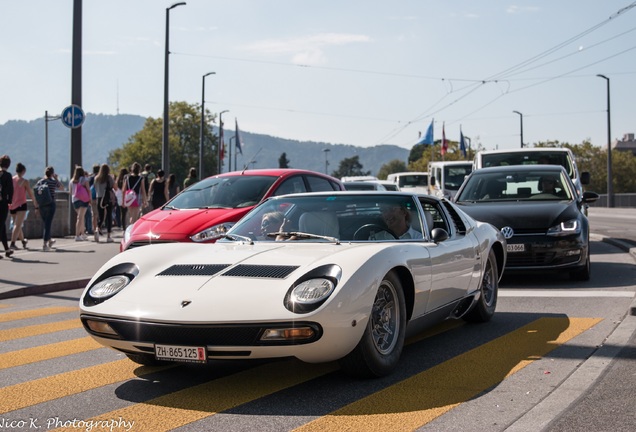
(168, 175, 276, 209)
(481, 151, 573, 178)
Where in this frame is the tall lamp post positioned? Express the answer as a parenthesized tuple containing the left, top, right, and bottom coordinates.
(512, 111, 524, 148)
(199, 71, 215, 179)
(323, 148, 330, 174)
(218, 109, 229, 175)
(44, 110, 61, 167)
(162, 1, 186, 176)
(597, 74, 613, 208)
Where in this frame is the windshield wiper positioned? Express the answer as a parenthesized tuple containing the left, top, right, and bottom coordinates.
(163, 205, 179, 210)
(267, 231, 340, 244)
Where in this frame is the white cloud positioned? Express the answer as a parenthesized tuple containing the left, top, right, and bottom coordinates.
(507, 5, 540, 14)
(242, 33, 370, 65)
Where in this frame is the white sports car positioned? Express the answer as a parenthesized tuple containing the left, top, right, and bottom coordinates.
(80, 192, 506, 378)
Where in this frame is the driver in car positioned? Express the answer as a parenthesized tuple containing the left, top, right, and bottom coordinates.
(372, 202, 423, 240)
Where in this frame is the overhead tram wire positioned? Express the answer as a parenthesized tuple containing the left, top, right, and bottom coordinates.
(486, 1, 636, 81)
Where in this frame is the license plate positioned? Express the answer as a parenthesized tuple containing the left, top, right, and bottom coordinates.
(155, 344, 207, 363)
(507, 243, 525, 252)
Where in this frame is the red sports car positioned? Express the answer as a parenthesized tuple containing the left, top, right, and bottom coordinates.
(120, 169, 344, 251)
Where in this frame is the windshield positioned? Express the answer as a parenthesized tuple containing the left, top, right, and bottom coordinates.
(167, 175, 277, 209)
(443, 165, 472, 191)
(480, 151, 574, 179)
(398, 175, 428, 188)
(455, 169, 573, 202)
(225, 194, 425, 242)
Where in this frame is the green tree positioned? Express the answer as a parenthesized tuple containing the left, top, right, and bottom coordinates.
(278, 152, 290, 168)
(108, 101, 218, 181)
(377, 159, 407, 180)
(331, 155, 370, 179)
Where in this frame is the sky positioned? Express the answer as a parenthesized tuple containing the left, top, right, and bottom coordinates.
(1, 0, 636, 153)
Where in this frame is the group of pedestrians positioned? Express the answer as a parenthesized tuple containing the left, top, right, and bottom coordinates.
(0, 157, 191, 258)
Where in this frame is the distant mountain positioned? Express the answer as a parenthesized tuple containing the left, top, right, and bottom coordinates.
(0, 113, 409, 180)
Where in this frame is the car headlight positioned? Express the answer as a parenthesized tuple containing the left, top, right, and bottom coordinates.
(290, 278, 335, 304)
(88, 275, 131, 300)
(284, 264, 342, 314)
(190, 222, 235, 242)
(547, 219, 580, 236)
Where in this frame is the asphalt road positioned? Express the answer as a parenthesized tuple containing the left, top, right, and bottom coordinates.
(0, 211, 634, 431)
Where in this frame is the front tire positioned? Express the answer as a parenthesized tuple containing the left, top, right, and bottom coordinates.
(464, 249, 498, 323)
(570, 248, 590, 281)
(339, 271, 406, 378)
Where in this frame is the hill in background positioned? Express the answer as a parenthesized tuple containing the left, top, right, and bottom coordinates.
(0, 113, 409, 180)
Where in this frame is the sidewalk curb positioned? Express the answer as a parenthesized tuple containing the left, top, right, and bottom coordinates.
(506, 234, 636, 431)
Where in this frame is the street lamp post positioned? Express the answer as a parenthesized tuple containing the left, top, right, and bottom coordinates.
(162, 1, 186, 176)
(218, 109, 229, 175)
(597, 74, 613, 208)
(44, 110, 61, 167)
(512, 111, 524, 148)
(199, 71, 215, 179)
(323, 148, 330, 174)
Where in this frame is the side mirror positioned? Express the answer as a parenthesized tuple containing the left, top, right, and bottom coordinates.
(582, 191, 599, 204)
(431, 228, 449, 243)
(580, 171, 591, 185)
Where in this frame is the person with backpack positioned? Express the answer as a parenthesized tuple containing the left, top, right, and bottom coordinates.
(0, 155, 14, 258)
(36, 166, 64, 251)
(122, 162, 147, 226)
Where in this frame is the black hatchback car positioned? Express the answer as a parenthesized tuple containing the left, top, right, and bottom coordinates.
(453, 165, 599, 280)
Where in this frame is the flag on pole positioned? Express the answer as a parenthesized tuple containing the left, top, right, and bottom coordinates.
(235, 118, 243, 155)
(441, 122, 448, 156)
(459, 127, 467, 158)
(416, 119, 434, 145)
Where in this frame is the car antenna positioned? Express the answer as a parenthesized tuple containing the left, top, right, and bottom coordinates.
(241, 147, 262, 174)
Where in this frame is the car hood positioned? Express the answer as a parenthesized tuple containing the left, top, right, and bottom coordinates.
(134, 207, 252, 235)
(456, 201, 579, 230)
(81, 241, 392, 323)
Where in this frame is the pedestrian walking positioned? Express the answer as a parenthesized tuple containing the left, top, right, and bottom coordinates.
(123, 162, 147, 225)
(9, 162, 38, 250)
(167, 173, 180, 199)
(70, 165, 91, 241)
(148, 169, 169, 210)
(37, 166, 64, 251)
(115, 167, 129, 230)
(88, 164, 100, 235)
(183, 167, 198, 190)
(94, 164, 115, 243)
(0, 155, 14, 258)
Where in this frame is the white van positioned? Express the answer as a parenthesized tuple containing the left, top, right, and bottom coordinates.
(473, 148, 590, 196)
(428, 161, 473, 199)
(386, 172, 429, 194)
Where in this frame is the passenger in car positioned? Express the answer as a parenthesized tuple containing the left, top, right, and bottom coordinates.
(260, 211, 285, 240)
(373, 202, 423, 240)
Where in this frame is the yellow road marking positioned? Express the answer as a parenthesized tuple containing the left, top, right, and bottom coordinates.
(0, 360, 169, 414)
(0, 306, 77, 322)
(53, 360, 339, 432)
(0, 336, 103, 370)
(0, 319, 81, 342)
(0, 303, 10, 308)
(295, 317, 602, 432)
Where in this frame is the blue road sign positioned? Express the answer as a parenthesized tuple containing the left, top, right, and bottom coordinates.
(61, 105, 85, 129)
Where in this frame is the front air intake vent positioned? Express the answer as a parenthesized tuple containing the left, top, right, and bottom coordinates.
(157, 264, 230, 276)
(222, 264, 299, 279)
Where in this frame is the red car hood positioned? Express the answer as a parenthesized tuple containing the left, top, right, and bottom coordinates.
(133, 207, 252, 236)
